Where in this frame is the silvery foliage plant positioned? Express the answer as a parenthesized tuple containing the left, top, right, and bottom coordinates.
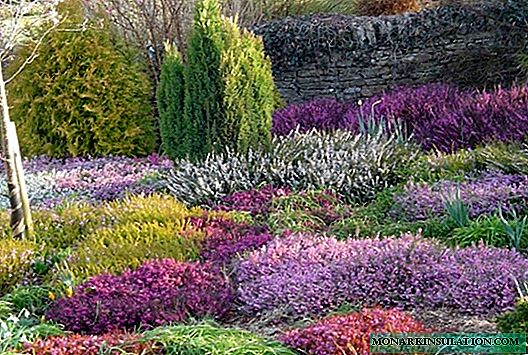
(164, 128, 420, 205)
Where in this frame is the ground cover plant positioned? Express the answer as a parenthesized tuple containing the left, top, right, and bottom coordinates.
(234, 233, 528, 317)
(281, 308, 428, 355)
(0, 155, 172, 209)
(274, 84, 528, 152)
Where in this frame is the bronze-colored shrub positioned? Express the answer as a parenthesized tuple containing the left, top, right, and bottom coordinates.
(355, 0, 421, 16)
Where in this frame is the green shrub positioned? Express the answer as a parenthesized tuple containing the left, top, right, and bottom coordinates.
(267, 191, 351, 234)
(31, 195, 203, 251)
(0, 239, 35, 296)
(497, 297, 528, 332)
(65, 221, 203, 281)
(7, 0, 155, 157)
(328, 215, 456, 240)
(520, 53, 528, 75)
(184, 0, 226, 159)
(408, 149, 481, 183)
(157, 43, 189, 160)
(142, 322, 296, 355)
(221, 19, 274, 153)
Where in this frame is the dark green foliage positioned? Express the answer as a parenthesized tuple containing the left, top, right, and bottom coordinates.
(7, 0, 155, 157)
(221, 20, 275, 153)
(2, 286, 54, 316)
(497, 298, 528, 332)
(449, 214, 528, 250)
(157, 44, 189, 160)
(184, 0, 226, 159)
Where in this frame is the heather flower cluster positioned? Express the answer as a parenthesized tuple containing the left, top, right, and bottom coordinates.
(272, 99, 351, 136)
(46, 259, 234, 334)
(273, 84, 528, 152)
(0, 154, 172, 209)
(214, 185, 291, 215)
(193, 217, 274, 266)
(235, 234, 528, 317)
(22, 332, 158, 355)
(280, 308, 428, 355)
(393, 172, 528, 221)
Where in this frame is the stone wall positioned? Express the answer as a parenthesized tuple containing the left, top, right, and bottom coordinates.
(252, 2, 528, 103)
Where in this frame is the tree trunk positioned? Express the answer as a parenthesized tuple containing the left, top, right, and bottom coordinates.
(0, 65, 26, 239)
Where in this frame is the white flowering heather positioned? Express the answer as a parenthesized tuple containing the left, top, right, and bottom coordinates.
(164, 129, 419, 205)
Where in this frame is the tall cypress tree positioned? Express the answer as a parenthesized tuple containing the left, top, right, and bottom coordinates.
(157, 43, 189, 160)
(184, 0, 226, 159)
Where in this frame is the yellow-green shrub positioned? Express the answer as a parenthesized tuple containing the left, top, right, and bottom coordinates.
(0, 239, 35, 296)
(31, 195, 202, 251)
(65, 221, 204, 281)
(7, 0, 155, 157)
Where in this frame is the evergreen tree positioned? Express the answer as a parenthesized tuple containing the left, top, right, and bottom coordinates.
(184, 0, 226, 159)
(7, 0, 155, 157)
(157, 43, 189, 160)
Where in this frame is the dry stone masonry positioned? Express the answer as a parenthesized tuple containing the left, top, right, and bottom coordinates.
(252, 2, 528, 103)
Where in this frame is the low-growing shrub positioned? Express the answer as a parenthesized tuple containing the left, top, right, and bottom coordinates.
(46, 259, 234, 334)
(328, 215, 457, 240)
(142, 322, 296, 355)
(272, 99, 351, 136)
(496, 297, 528, 332)
(65, 221, 203, 281)
(165, 129, 419, 205)
(214, 185, 291, 215)
(281, 308, 428, 355)
(350, 85, 528, 152)
(393, 172, 528, 221)
(408, 148, 482, 182)
(276, 85, 528, 153)
(267, 190, 352, 234)
(22, 332, 158, 354)
(193, 217, 273, 266)
(476, 142, 528, 175)
(28, 195, 201, 252)
(0, 239, 35, 297)
(234, 234, 528, 317)
(0, 155, 172, 209)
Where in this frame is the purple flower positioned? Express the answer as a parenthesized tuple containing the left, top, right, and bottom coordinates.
(394, 171, 528, 221)
(234, 234, 528, 317)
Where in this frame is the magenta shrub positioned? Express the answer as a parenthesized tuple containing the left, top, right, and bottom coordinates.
(191, 217, 274, 266)
(235, 234, 528, 317)
(214, 185, 291, 215)
(273, 84, 528, 152)
(46, 259, 234, 334)
(281, 308, 428, 355)
(272, 99, 351, 136)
